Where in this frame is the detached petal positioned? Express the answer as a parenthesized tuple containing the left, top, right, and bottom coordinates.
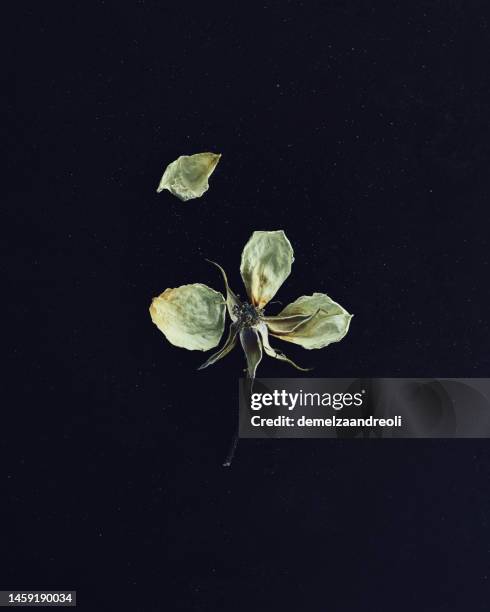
(257, 323, 311, 372)
(150, 283, 225, 351)
(156, 152, 221, 201)
(240, 327, 263, 380)
(240, 230, 294, 308)
(271, 293, 352, 349)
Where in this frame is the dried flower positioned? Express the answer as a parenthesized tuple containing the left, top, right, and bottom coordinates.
(156, 152, 221, 201)
(150, 231, 352, 380)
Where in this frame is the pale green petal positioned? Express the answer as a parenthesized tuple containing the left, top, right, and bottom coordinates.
(240, 230, 294, 308)
(270, 293, 352, 349)
(149, 283, 225, 351)
(156, 152, 221, 201)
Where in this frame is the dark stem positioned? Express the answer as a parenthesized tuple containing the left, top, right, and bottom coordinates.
(222, 373, 253, 467)
(222, 426, 239, 467)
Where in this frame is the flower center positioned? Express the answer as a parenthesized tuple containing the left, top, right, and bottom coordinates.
(233, 302, 263, 327)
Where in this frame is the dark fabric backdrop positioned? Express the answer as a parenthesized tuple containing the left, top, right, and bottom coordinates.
(4, 2, 490, 610)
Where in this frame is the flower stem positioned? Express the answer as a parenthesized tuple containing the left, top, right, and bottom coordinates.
(222, 427, 239, 467)
(222, 374, 252, 467)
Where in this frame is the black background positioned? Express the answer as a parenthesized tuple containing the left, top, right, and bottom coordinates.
(4, 2, 490, 610)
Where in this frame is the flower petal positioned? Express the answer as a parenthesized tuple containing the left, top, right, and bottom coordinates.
(271, 293, 352, 349)
(240, 230, 294, 308)
(240, 327, 263, 380)
(206, 259, 242, 321)
(156, 152, 221, 201)
(149, 283, 225, 351)
(198, 322, 239, 370)
(257, 323, 311, 371)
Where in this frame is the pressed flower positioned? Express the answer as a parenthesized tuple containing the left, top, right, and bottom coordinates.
(150, 230, 352, 379)
(150, 230, 352, 465)
(156, 152, 221, 201)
